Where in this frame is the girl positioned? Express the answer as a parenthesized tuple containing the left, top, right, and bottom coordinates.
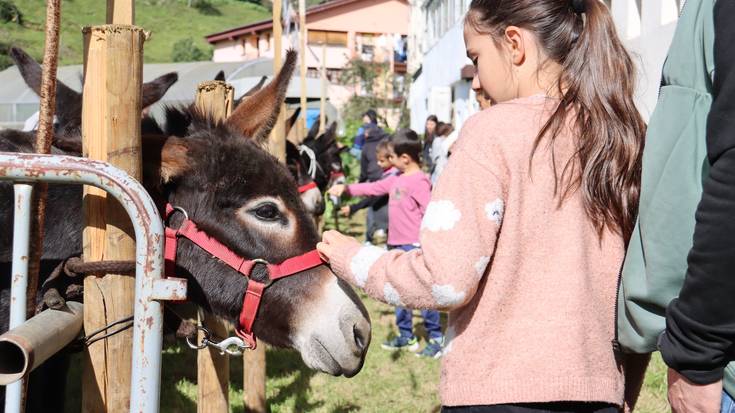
(318, 0, 645, 411)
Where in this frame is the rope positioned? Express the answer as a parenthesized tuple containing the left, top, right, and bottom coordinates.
(80, 316, 134, 347)
(63, 257, 136, 276)
(298, 144, 318, 179)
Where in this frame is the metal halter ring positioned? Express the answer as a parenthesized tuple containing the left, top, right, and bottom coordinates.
(165, 206, 189, 227)
(186, 326, 210, 350)
(249, 258, 274, 287)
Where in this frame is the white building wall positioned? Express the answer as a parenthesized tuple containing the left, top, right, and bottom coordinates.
(409, 0, 684, 134)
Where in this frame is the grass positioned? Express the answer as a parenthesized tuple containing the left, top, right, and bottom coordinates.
(0, 0, 270, 67)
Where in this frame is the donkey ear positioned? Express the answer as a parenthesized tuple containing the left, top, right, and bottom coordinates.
(285, 107, 301, 138)
(159, 136, 192, 183)
(242, 76, 268, 98)
(226, 50, 297, 142)
(325, 121, 337, 139)
(306, 117, 321, 141)
(11, 46, 82, 128)
(142, 72, 178, 109)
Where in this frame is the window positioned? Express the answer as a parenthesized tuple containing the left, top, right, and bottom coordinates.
(308, 30, 348, 47)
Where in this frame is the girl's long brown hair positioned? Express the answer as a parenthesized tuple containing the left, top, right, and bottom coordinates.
(467, 0, 646, 241)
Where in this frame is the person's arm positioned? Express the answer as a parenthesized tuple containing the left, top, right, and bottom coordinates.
(346, 175, 397, 197)
(349, 196, 380, 215)
(321, 140, 505, 311)
(659, 0, 735, 386)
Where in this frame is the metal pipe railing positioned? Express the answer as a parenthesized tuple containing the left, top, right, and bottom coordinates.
(0, 152, 187, 413)
(4, 184, 33, 413)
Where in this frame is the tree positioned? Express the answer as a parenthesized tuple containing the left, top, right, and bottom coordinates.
(171, 38, 213, 62)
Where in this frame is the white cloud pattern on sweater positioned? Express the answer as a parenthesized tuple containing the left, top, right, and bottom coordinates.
(349, 245, 386, 287)
(485, 199, 504, 225)
(474, 256, 491, 278)
(431, 284, 466, 307)
(383, 283, 402, 306)
(421, 200, 462, 232)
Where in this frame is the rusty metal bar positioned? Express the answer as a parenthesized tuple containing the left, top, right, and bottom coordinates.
(0, 301, 84, 385)
(0, 152, 186, 413)
(4, 184, 33, 413)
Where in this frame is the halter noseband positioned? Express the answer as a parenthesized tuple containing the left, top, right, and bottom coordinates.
(164, 204, 324, 349)
(297, 181, 317, 194)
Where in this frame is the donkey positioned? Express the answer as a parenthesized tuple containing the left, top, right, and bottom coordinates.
(0, 49, 371, 411)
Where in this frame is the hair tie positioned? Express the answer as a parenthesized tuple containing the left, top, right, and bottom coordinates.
(571, 0, 586, 14)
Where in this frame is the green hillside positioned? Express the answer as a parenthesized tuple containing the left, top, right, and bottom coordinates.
(0, 0, 272, 68)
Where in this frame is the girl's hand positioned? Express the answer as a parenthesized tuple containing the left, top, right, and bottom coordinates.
(317, 230, 360, 263)
(339, 206, 351, 217)
(328, 184, 346, 197)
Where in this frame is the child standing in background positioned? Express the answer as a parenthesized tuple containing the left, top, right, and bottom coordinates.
(329, 129, 445, 358)
(340, 140, 399, 231)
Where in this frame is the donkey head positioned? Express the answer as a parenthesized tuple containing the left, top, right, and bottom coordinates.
(148, 52, 370, 376)
(282, 108, 325, 217)
(301, 119, 346, 191)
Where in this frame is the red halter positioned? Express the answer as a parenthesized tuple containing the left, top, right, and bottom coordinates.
(297, 181, 317, 193)
(164, 204, 324, 349)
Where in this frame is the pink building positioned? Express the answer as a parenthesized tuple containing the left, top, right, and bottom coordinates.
(204, 0, 410, 78)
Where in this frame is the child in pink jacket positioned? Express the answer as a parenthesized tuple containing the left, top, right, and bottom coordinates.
(329, 129, 444, 357)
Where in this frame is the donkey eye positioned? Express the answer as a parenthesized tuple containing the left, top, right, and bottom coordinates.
(252, 203, 280, 221)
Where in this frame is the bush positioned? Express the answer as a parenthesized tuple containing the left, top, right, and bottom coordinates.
(0, 0, 23, 25)
(171, 38, 212, 62)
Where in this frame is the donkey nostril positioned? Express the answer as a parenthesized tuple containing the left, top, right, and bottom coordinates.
(352, 319, 370, 354)
(353, 324, 366, 352)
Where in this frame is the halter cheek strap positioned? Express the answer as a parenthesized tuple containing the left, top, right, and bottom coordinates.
(164, 204, 324, 349)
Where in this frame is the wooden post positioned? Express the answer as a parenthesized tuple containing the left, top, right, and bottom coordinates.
(106, 0, 134, 25)
(242, 3, 287, 412)
(193, 81, 235, 413)
(319, 43, 327, 134)
(81, 24, 146, 413)
(299, 0, 308, 138)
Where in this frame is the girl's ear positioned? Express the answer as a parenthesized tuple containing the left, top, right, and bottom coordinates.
(503, 25, 526, 66)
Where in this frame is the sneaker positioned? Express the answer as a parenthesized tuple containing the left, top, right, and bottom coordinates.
(416, 338, 443, 359)
(381, 336, 419, 352)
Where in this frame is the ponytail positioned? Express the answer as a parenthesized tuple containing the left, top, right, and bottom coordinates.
(467, 0, 645, 241)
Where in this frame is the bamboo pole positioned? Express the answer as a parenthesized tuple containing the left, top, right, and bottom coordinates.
(319, 43, 327, 134)
(81, 24, 146, 413)
(193, 81, 235, 413)
(299, 0, 308, 139)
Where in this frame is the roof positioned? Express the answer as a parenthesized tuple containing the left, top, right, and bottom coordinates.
(205, 0, 364, 44)
(0, 58, 335, 128)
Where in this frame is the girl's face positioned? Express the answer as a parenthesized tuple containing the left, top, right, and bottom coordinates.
(464, 23, 516, 105)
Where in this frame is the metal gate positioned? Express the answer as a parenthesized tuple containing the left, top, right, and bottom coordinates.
(0, 152, 187, 413)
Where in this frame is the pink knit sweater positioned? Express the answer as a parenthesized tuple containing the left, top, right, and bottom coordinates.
(330, 95, 626, 407)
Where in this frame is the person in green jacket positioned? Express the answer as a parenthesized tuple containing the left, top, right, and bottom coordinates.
(618, 0, 735, 411)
